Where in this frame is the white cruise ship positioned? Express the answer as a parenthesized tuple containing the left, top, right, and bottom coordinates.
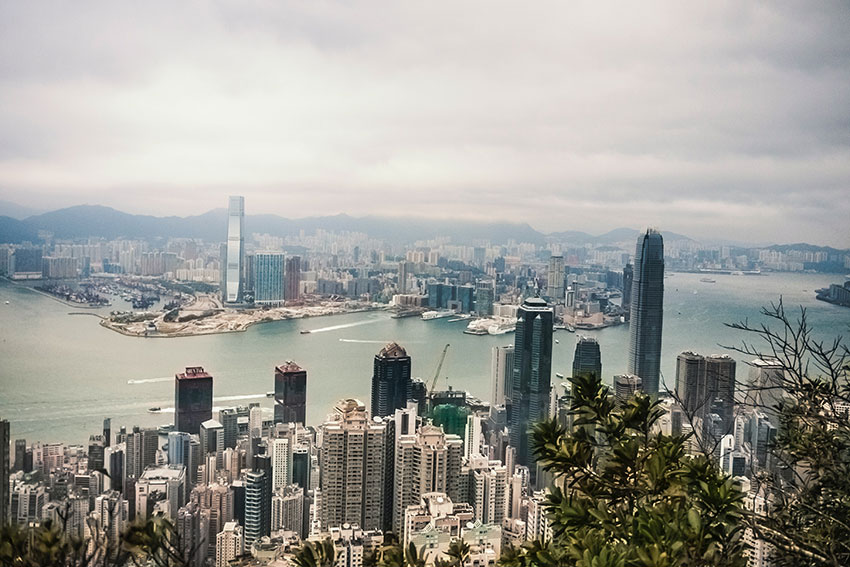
(421, 310, 455, 320)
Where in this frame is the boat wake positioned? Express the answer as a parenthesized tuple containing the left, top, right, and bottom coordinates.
(127, 377, 172, 385)
(306, 318, 383, 334)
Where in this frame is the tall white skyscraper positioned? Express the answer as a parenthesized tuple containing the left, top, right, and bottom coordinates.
(464, 414, 482, 460)
(215, 521, 243, 567)
(271, 437, 291, 491)
(225, 196, 244, 303)
(491, 345, 514, 407)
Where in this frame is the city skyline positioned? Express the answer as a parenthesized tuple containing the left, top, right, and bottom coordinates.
(1, 3, 849, 247)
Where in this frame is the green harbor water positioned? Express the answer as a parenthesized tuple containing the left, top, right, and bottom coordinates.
(1, 272, 848, 444)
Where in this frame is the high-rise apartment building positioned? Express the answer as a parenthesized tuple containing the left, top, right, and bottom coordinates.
(216, 521, 243, 567)
(627, 229, 664, 394)
(274, 362, 307, 425)
(175, 367, 213, 436)
(244, 454, 272, 546)
(392, 424, 463, 534)
(285, 256, 301, 302)
(270, 437, 291, 491)
(546, 255, 564, 301)
(572, 336, 602, 380)
(509, 297, 553, 483)
(253, 252, 285, 306)
(320, 399, 389, 531)
(224, 196, 245, 303)
(491, 345, 515, 407)
(371, 343, 412, 418)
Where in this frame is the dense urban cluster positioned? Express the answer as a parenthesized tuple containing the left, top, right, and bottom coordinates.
(1, 197, 847, 567)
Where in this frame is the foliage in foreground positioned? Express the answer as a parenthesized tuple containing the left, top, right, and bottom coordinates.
(0, 516, 192, 567)
(499, 373, 747, 567)
(725, 301, 850, 567)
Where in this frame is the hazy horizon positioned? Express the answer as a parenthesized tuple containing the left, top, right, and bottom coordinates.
(2, 2, 849, 247)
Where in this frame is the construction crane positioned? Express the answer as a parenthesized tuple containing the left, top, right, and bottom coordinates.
(429, 343, 451, 395)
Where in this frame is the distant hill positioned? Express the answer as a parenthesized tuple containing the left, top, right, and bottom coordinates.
(548, 227, 694, 246)
(0, 199, 45, 220)
(6, 205, 546, 244)
(0, 215, 40, 243)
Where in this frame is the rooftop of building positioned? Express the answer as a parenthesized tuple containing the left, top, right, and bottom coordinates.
(378, 342, 408, 358)
(276, 360, 304, 373)
(140, 464, 185, 480)
(176, 366, 212, 380)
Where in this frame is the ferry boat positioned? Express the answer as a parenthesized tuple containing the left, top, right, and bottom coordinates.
(700, 277, 716, 283)
(421, 310, 455, 320)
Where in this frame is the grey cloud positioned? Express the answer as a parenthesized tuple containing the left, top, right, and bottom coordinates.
(0, 1, 848, 246)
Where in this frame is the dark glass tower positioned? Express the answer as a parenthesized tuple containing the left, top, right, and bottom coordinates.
(274, 362, 307, 425)
(508, 297, 553, 481)
(572, 336, 602, 380)
(175, 366, 213, 435)
(627, 229, 664, 394)
(370, 342, 412, 417)
(1, 420, 9, 526)
(622, 263, 634, 316)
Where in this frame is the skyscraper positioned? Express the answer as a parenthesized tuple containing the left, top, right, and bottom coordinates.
(285, 256, 301, 302)
(622, 263, 633, 316)
(244, 454, 272, 546)
(391, 424, 463, 534)
(274, 362, 307, 425)
(103, 418, 112, 447)
(705, 354, 736, 435)
(224, 196, 245, 303)
(614, 374, 642, 403)
(175, 367, 214, 436)
(572, 336, 602, 380)
(253, 252, 285, 306)
(546, 255, 564, 301)
(676, 352, 736, 438)
(1, 420, 9, 526)
(627, 229, 664, 394)
(125, 426, 158, 480)
(675, 352, 707, 417)
(371, 343, 412, 418)
(398, 260, 411, 293)
(509, 297, 553, 481)
(320, 399, 389, 531)
(491, 345, 515, 407)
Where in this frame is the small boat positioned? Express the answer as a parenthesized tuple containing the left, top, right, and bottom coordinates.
(4, 301, 9, 305)
(555, 339, 560, 344)
(148, 407, 161, 413)
(700, 277, 716, 283)
(300, 330, 311, 334)
(266, 391, 275, 398)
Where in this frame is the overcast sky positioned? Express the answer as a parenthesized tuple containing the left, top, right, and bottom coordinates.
(1, 2, 849, 246)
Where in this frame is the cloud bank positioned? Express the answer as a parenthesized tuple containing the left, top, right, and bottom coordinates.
(1, 1, 848, 246)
